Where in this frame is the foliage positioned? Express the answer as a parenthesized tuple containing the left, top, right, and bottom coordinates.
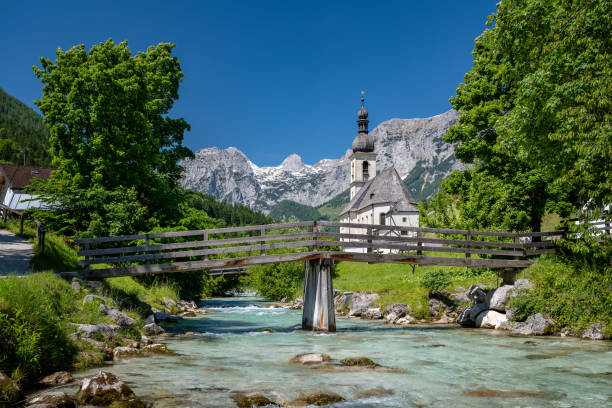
(185, 190, 273, 226)
(435, 0, 611, 232)
(0, 273, 76, 383)
(420, 269, 452, 291)
(241, 261, 304, 301)
(269, 199, 325, 222)
(316, 189, 349, 221)
(30, 39, 193, 236)
(0, 87, 51, 166)
(509, 256, 611, 336)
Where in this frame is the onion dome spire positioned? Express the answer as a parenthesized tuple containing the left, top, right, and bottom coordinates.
(352, 90, 374, 153)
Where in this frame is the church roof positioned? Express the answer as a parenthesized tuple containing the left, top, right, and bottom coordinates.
(340, 167, 418, 215)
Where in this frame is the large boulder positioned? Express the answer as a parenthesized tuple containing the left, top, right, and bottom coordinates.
(100, 305, 135, 328)
(154, 311, 182, 323)
(474, 310, 508, 329)
(361, 308, 383, 319)
(26, 391, 76, 407)
(76, 371, 145, 407)
(384, 303, 411, 323)
(467, 285, 488, 304)
(456, 303, 488, 327)
(113, 347, 141, 360)
(290, 353, 331, 364)
(143, 323, 165, 336)
(74, 323, 119, 338)
(39, 371, 74, 386)
(487, 285, 514, 312)
(348, 293, 379, 317)
(290, 392, 344, 406)
(511, 313, 555, 336)
(582, 323, 604, 340)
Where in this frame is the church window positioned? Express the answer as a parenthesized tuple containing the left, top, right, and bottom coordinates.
(402, 217, 407, 222)
(379, 213, 385, 225)
(362, 161, 369, 181)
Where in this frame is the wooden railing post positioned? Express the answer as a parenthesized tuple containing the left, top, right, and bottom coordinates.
(84, 242, 90, 271)
(145, 233, 150, 265)
(465, 230, 471, 259)
(260, 227, 266, 256)
(416, 230, 423, 256)
(203, 231, 209, 260)
(19, 214, 24, 235)
(312, 221, 318, 252)
(367, 227, 372, 253)
(514, 235, 520, 259)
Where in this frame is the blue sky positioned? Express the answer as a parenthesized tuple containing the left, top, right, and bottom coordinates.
(2, 1, 497, 166)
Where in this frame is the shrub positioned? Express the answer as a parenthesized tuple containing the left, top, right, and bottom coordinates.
(241, 261, 304, 301)
(420, 269, 451, 291)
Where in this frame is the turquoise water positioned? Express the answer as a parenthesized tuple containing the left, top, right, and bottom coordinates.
(80, 297, 611, 407)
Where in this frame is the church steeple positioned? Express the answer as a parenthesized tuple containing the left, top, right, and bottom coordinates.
(350, 91, 377, 200)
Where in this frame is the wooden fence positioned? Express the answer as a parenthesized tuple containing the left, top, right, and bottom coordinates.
(0, 204, 46, 254)
(73, 221, 566, 279)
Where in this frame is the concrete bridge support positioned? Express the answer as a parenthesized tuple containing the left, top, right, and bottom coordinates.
(302, 258, 336, 332)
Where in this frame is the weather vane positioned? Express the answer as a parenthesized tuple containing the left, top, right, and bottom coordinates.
(361, 90, 365, 105)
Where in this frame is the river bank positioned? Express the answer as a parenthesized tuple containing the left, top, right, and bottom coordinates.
(24, 296, 612, 408)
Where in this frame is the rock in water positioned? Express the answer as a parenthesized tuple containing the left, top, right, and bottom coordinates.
(290, 391, 345, 406)
(384, 303, 411, 323)
(340, 357, 377, 367)
(144, 322, 165, 335)
(362, 308, 383, 319)
(39, 371, 74, 386)
(26, 391, 76, 407)
(76, 371, 145, 407)
(457, 303, 488, 327)
(231, 392, 278, 408)
(474, 310, 508, 329)
(511, 313, 555, 336)
(582, 323, 604, 340)
(290, 353, 331, 364)
(112, 347, 141, 360)
(142, 344, 170, 353)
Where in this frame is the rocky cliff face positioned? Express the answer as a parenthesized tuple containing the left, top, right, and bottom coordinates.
(180, 110, 462, 213)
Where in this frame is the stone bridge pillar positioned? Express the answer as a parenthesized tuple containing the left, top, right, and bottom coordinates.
(302, 258, 336, 332)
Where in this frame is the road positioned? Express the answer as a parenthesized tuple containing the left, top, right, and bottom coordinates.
(0, 228, 33, 275)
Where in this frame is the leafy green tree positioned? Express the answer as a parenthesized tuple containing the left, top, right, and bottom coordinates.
(31, 40, 192, 236)
(437, 0, 611, 232)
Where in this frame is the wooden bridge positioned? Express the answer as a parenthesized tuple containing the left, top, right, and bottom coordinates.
(74, 221, 563, 332)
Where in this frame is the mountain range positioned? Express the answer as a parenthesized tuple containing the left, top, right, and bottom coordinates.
(180, 109, 462, 218)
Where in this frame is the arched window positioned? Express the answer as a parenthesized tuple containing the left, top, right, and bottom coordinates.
(379, 212, 385, 225)
(362, 161, 369, 180)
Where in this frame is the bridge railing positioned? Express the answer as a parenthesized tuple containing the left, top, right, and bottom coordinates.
(73, 221, 566, 278)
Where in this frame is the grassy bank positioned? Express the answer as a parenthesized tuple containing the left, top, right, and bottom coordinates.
(334, 261, 498, 318)
(0, 272, 180, 405)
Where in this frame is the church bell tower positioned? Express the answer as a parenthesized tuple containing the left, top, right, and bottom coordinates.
(349, 91, 376, 200)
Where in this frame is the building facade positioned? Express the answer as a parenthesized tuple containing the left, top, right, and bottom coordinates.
(339, 94, 419, 253)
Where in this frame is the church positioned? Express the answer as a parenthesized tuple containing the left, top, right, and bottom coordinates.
(339, 94, 419, 253)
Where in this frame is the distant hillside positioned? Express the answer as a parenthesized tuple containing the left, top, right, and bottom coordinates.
(186, 190, 274, 226)
(0, 87, 51, 166)
(269, 200, 325, 221)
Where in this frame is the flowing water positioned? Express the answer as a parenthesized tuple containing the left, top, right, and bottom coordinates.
(79, 297, 611, 407)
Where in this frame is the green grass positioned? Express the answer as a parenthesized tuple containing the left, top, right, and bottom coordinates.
(334, 261, 498, 317)
(105, 276, 180, 315)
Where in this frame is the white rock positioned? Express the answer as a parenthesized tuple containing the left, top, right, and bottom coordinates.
(488, 285, 514, 311)
(474, 310, 508, 329)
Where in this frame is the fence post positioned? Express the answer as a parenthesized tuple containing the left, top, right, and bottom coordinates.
(416, 230, 423, 256)
(19, 214, 24, 235)
(465, 230, 471, 259)
(312, 220, 318, 252)
(366, 227, 372, 253)
(260, 227, 266, 256)
(203, 231, 209, 260)
(145, 233, 150, 265)
(514, 235, 520, 259)
(84, 242, 90, 272)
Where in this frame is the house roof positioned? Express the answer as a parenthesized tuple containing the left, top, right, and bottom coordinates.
(340, 167, 418, 215)
(0, 164, 53, 189)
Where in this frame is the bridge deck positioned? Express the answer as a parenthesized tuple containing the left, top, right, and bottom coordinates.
(73, 221, 564, 279)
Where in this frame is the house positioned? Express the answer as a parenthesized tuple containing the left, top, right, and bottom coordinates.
(0, 164, 53, 210)
(339, 94, 419, 253)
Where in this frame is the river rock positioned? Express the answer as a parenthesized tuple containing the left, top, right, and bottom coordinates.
(26, 391, 76, 407)
(334, 292, 352, 313)
(121, 338, 139, 348)
(290, 353, 331, 364)
(71, 278, 81, 293)
(467, 285, 488, 304)
(181, 311, 197, 317)
(456, 303, 488, 327)
(39, 371, 74, 386)
(475, 310, 508, 329)
(514, 278, 533, 291)
(154, 311, 182, 323)
(76, 370, 144, 407)
(83, 294, 106, 306)
(428, 298, 449, 317)
(163, 296, 177, 312)
(362, 307, 383, 319)
(142, 343, 170, 353)
(384, 303, 411, 324)
(348, 293, 379, 317)
(511, 313, 555, 336)
(113, 347, 141, 360)
(487, 285, 514, 312)
(177, 300, 198, 313)
(74, 323, 119, 338)
(340, 357, 377, 367)
(290, 391, 344, 407)
(291, 296, 304, 310)
(144, 323, 165, 336)
(582, 323, 604, 340)
(231, 392, 278, 408)
(144, 314, 155, 325)
(99, 305, 135, 328)
(395, 315, 416, 325)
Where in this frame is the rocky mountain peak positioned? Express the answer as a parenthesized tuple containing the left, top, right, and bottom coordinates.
(279, 153, 306, 172)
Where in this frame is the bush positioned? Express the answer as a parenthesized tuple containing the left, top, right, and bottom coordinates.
(241, 262, 304, 301)
(420, 269, 452, 291)
(508, 256, 612, 336)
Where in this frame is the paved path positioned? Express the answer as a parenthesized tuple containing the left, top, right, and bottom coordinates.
(0, 229, 33, 275)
